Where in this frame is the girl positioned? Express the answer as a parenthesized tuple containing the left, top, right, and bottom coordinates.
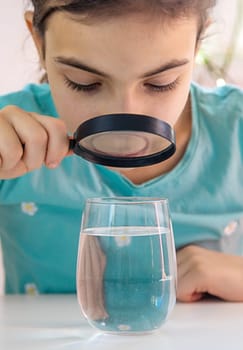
(1, 0, 243, 302)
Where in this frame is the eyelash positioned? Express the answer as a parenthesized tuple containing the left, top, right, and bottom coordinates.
(64, 77, 180, 94)
(64, 77, 101, 93)
(144, 79, 180, 93)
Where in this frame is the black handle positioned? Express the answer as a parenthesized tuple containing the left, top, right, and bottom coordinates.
(69, 138, 76, 150)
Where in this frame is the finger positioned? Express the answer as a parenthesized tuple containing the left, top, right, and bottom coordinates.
(1, 107, 48, 171)
(92, 237, 108, 318)
(86, 237, 108, 320)
(177, 271, 205, 303)
(176, 245, 203, 266)
(0, 116, 24, 170)
(176, 250, 190, 282)
(176, 248, 203, 284)
(177, 263, 188, 283)
(0, 162, 30, 180)
(32, 114, 69, 168)
(85, 237, 100, 319)
(77, 236, 89, 315)
(77, 235, 108, 320)
(66, 148, 74, 157)
(78, 236, 103, 320)
(177, 254, 210, 302)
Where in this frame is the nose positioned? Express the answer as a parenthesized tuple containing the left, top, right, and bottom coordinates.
(105, 89, 145, 116)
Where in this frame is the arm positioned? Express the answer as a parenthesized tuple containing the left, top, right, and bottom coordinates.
(176, 245, 243, 302)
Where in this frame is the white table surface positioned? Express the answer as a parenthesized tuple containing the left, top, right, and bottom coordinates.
(0, 294, 243, 350)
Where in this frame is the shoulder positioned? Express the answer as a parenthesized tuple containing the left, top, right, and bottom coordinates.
(191, 82, 243, 115)
(191, 81, 243, 100)
(0, 83, 58, 117)
(191, 82, 243, 133)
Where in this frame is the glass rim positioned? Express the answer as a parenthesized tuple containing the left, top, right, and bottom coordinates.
(85, 197, 168, 205)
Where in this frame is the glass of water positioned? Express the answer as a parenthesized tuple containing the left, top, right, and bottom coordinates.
(76, 197, 177, 334)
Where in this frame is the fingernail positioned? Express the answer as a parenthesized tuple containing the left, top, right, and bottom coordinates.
(47, 161, 59, 169)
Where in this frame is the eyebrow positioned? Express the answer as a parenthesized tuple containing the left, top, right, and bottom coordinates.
(142, 59, 189, 78)
(54, 56, 189, 78)
(54, 56, 109, 77)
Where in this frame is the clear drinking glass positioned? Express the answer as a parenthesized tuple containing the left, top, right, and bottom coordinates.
(76, 197, 177, 334)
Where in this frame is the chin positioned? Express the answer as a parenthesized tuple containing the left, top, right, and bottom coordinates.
(108, 166, 136, 172)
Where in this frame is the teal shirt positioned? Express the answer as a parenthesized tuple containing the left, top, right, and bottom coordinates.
(1, 82, 243, 294)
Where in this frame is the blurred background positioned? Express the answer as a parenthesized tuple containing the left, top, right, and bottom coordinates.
(194, 0, 243, 88)
(0, 0, 243, 293)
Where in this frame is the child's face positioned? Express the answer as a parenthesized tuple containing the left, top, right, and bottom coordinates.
(38, 12, 198, 133)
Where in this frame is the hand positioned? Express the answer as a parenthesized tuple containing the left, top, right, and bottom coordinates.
(0, 105, 71, 179)
(176, 245, 243, 302)
(77, 235, 108, 320)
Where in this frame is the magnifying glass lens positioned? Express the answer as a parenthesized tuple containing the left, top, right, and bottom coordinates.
(79, 131, 171, 158)
(70, 114, 176, 167)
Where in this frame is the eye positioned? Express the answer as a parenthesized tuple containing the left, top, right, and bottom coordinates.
(144, 79, 180, 93)
(64, 77, 101, 93)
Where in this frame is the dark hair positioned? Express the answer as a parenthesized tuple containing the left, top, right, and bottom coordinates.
(30, 0, 217, 38)
(29, 0, 217, 83)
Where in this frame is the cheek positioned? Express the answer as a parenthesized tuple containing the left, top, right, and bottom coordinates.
(46, 66, 99, 132)
(152, 87, 191, 127)
(147, 70, 193, 126)
(49, 84, 97, 133)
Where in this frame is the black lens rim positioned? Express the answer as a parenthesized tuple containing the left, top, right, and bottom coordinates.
(71, 114, 176, 167)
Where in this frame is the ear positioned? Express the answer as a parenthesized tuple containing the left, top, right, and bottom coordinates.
(24, 11, 46, 69)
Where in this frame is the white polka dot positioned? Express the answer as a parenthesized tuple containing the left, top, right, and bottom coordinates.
(114, 235, 131, 247)
(25, 283, 39, 295)
(223, 221, 238, 236)
(21, 202, 38, 216)
(118, 324, 131, 331)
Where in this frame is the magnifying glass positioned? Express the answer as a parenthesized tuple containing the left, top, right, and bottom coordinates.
(69, 114, 176, 167)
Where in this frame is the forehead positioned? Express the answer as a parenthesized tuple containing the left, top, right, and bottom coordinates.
(45, 10, 198, 39)
(44, 12, 198, 72)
